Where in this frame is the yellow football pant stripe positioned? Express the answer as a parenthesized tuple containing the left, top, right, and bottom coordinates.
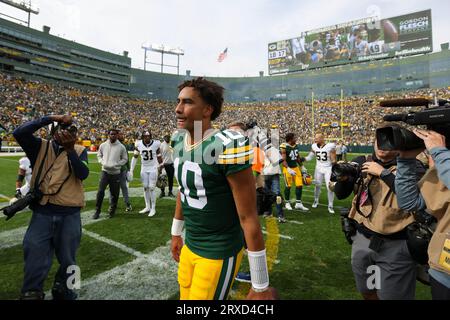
(178, 245, 244, 300)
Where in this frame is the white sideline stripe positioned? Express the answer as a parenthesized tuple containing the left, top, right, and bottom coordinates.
(82, 229, 144, 258)
(0, 158, 21, 162)
(84, 187, 178, 202)
(0, 210, 105, 250)
(288, 220, 304, 225)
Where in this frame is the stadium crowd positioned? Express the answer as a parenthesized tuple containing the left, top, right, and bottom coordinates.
(1, 73, 449, 147)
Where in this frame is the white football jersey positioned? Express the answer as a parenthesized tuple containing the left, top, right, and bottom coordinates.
(19, 157, 32, 177)
(135, 140, 161, 169)
(312, 143, 336, 168)
(355, 40, 368, 56)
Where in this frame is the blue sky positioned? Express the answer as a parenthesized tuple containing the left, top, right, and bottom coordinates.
(0, 0, 448, 77)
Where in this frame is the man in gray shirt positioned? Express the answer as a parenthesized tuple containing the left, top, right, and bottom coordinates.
(159, 134, 175, 198)
(94, 129, 128, 219)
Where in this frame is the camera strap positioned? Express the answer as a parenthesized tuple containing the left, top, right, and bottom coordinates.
(30, 139, 51, 194)
(355, 158, 375, 218)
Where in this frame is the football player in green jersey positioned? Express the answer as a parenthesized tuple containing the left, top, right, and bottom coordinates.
(280, 133, 309, 212)
(170, 77, 277, 300)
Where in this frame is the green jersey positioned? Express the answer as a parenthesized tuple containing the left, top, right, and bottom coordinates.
(172, 129, 253, 259)
(280, 143, 301, 168)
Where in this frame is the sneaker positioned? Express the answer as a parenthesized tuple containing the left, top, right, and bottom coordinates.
(312, 200, 319, 208)
(92, 212, 100, 220)
(125, 204, 132, 212)
(235, 272, 251, 283)
(139, 207, 150, 214)
(278, 217, 287, 223)
(295, 202, 309, 212)
(328, 206, 335, 214)
(285, 202, 293, 211)
(20, 291, 45, 300)
(159, 192, 165, 199)
(168, 192, 175, 197)
(148, 208, 156, 217)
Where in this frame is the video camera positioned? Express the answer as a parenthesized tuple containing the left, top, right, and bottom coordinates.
(376, 98, 450, 151)
(1, 189, 42, 221)
(245, 120, 258, 130)
(330, 161, 362, 183)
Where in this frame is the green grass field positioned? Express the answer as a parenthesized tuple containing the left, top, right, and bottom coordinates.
(0, 153, 432, 300)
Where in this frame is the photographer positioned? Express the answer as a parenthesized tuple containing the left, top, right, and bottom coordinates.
(395, 128, 450, 300)
(333, 134, 425, 300)
(12, 114, 89, 300)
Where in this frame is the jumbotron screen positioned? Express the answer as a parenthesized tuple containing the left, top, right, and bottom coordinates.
(268, 9, 433, 75)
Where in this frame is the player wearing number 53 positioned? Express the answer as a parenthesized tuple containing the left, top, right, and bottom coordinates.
(170, 77, 278, 300)
(93, 129, 128, 219)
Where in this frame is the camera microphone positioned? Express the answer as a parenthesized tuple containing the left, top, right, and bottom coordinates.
(380, 98, 430, 108)
(383, 114, 408, 122)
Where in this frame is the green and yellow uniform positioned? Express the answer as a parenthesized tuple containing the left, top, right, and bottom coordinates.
(172, 128, 253, 300)
(280, 142, 303, 187)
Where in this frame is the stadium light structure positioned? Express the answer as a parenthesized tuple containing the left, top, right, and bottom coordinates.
(0, 0, 39, 27)
(142, 43, 184, 75)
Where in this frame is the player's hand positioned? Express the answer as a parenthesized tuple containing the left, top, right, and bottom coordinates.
(246, 287, 279, 300)
(287, 168, 296, 176)
(413, 129, 446, 151)
(361, 161, 384, 177)
(171, 235, 183, 262)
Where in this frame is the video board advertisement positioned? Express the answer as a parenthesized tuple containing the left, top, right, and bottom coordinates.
(268, 10, 432, 75)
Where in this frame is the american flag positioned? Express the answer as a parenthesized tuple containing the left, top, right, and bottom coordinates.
(217, 48, 228, 62)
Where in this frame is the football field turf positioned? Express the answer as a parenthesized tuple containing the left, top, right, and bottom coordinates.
(0, 153, 432, 300)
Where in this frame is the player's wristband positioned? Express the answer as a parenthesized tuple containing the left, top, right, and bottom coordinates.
(171, 218, 184, 236)
(248, 249, 269, 291)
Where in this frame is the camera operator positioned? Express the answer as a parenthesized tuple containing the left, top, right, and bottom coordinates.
(395, 128, 450, 300)
(12, 114, 89, 300)
(333, 134, 425, 300)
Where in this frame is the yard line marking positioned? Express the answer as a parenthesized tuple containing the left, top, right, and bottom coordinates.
(262, 230, 293, 240)
(0, 210, 105, 250)
(75, 240, 178, 300)
(288, 220, 304, 225)
(82, 229, 144, 258)
(0, 226, 27, 250)
(0, 194, 11, 201)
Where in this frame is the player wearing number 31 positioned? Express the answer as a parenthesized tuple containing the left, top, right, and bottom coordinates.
(129, 130, 163, 216)
(170, 77, 277, 300)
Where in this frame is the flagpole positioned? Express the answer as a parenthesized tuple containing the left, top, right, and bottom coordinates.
(341, 89, 344, 141)
(312, 91, 315, 140)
